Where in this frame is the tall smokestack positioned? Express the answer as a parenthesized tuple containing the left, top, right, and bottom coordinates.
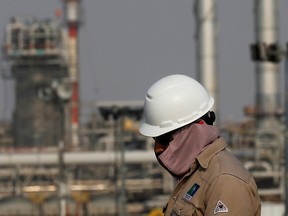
(251, 0, 283, 193)
(64, 0, 81, 147)
(194, 0, 219, 123)
(254, 0, 281, 124)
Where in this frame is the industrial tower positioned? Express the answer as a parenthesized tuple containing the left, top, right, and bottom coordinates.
(1, 0, 82, 148)
(251, 0, 284, 193)
(63, 0, 82, 148)
(2, 17, 69, 147)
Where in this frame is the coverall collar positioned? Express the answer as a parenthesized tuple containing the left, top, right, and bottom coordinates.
(186, 137, 227, 175)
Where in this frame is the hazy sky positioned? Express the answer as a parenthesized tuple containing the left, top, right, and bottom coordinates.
(0, 0, 287, 123)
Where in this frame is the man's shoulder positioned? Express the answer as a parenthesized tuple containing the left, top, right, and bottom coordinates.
(203, 149, 252, 183)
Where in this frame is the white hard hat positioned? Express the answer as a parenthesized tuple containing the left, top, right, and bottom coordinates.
(139, 74, 214, 137)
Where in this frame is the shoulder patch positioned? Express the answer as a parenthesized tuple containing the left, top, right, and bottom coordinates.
(214, 200, 228, 214)
(183, 183, 200, 201)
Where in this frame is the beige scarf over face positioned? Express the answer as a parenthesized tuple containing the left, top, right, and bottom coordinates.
(158, 121, 219, 177)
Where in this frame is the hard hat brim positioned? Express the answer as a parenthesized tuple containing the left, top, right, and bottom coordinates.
(139, 97, 214, 137)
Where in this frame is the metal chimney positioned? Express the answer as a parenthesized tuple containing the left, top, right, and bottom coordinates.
(251, 0, 283, 196)
(194, 0, 219, 122)
(63, 0, 82, 147)
(254, 0, 281, 123)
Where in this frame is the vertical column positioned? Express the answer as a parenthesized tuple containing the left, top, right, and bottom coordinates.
(65, 0, 81, 147)
(194, 0, 219, 122)
(254, 0, 280, 122)
(69, 23, 79, 147)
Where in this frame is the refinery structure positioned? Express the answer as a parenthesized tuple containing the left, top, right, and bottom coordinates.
(0, 0, 287, 215)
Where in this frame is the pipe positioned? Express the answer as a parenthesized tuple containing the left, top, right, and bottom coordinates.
(0, 150, 253, 166)
(0, 151, 157, 166)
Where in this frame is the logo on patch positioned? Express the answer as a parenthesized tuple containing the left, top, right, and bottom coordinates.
(183, 183, 200, 201)
(214, 200, 228, 214)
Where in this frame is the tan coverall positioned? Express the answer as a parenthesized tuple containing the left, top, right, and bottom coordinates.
(163, 137, 261, 216)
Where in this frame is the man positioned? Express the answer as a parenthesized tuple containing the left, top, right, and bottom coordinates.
(139, 74, 261, 215)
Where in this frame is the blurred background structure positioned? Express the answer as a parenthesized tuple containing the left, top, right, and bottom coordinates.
(0, 0, 287, 215)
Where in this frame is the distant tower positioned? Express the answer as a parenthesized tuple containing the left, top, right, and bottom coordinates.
(250, 0, 283, 187)
(63, 0, 81, 148)
(194, 0, 219, 123)
(2, 17, 68, 147)
(253, 0, 281, 123)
